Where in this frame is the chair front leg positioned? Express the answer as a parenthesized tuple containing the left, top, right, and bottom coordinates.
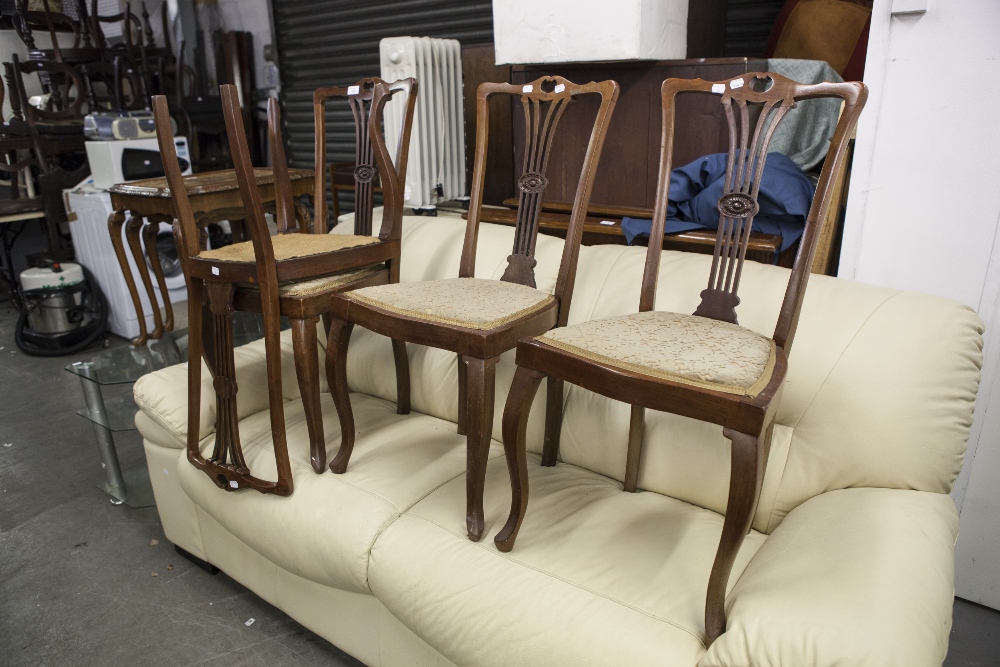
(495, 366, 545, 553)
(541, 376, 564, 466)
(326, 317, 356, 474)
(185, 278, 205, 466)
(465, 355, 498, 542)
(704, 421, 773, 645)
(291, 316, 325, 473)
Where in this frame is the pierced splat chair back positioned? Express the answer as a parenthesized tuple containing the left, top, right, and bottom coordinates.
(641, 73, 867, 353)
(462, 76, 619, 324)
(312, 77, 418, 236)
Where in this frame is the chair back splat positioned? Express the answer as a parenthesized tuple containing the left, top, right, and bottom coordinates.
(462, 76, 618, 323)
(313, 77, 417, 237)
(641, 73, 867, 353)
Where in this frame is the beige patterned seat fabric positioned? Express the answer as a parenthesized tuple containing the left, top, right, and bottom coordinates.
(239, 265, 384, 298)
(346, 277, 556, 330)
(200, 233, 379, 263)
(539, 311, 777, 396)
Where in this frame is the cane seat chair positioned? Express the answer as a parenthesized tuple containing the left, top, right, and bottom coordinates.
(151, 78, 415, 496)
(493, 73, 866, 645)
(326, 76, 619, 542)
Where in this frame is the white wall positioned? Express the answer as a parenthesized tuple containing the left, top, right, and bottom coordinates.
(839, 0, 1000, 608)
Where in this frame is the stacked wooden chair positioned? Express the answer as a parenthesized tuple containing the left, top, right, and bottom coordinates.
(151, 76, 416, 495)
(324, 76, 619, 541)
(491, 72, 867, 644)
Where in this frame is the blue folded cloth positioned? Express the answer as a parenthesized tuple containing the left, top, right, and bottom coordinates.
(620, 152, 815, 252)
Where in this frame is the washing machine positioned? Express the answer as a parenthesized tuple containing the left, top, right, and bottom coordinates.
(64, 177, 188, 340)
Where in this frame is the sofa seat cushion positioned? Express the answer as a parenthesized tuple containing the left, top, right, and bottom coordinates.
(704, 488, 959, 667)
(369, 456, 766, 667)
(176, 392, 501, 594)
(539, 311, 777, 397)
(345, 277, 556, 330)
(201, 232, 379, 263)
(237, 265, 384, 297)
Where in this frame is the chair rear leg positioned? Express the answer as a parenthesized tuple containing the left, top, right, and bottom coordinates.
(541, 376, 563, 466)
(704, 422, 772, 645)
(392, 339, 410, 414)
(624, 405, 645, 492)
(465, 356, 498, 542)
(495, 366, 545, 553)
(292, 316, 326, 473)
(385, 257, 410, 415)
(261, 294, 293, 496)
(326, 318, 356, 473)
(457, 353, 468, 435)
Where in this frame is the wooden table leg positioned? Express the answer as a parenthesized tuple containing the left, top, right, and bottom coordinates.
(107, 209, 148, 346)
(125, 215, 165, 340)
(142, 218, 174, 332)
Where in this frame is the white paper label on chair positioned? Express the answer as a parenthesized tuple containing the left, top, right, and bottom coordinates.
(522, 84, 533, 93)
(554, 84, 565, 93)
(212, 266, 219, 275)
(229, 481, 238, 489)
(730, 78, 744, 90)
(347, 85, 360, 95)
(712, 83, 726, 94)
(599, 220, 615, 226)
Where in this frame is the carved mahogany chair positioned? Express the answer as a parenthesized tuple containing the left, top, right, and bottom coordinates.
(326, 75, 619, 541)
(151, 79, 415, 495)
(493, 73, 866, 644)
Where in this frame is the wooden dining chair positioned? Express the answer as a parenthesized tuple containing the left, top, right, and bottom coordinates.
(151, 79, 415, 495)
(326, 75, 619, 541)
(493, 73, 867, 644)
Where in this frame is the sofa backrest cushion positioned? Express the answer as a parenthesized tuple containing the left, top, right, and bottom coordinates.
(342, 218, 983, 533)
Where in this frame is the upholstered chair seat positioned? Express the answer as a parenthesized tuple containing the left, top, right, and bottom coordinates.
(239, 266, 385, 297)
(538, 312, 777, 397)
(200, 233, 379, 263)
(344, 277, 557, 330)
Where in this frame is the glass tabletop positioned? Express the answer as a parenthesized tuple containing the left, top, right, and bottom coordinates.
(65, 312, 272, 386)
(76, 391, 142, 432)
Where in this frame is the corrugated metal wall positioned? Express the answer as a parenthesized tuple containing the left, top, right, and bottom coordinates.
(271, 0, 493, 195)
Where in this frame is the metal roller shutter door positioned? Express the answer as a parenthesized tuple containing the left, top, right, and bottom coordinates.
(271, 0, 493, 213)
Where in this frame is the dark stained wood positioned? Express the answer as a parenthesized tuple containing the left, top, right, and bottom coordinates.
(150, 75, 418, 495)
(510, 59, 767, 211)
(108, 168, 315, 346)
(495, 72, 868, 647)
(686, 0, 730, 59)
(461, 44, 513, 206)
(326, 75, 619, 541)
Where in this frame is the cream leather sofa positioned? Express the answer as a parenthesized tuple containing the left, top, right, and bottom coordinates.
(134, 217, 984, 667)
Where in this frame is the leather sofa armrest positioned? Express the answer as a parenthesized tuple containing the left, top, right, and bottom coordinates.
(703, 487, 958, 667)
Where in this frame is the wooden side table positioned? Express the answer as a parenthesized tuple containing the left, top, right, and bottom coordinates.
(108, 167, 314, 345)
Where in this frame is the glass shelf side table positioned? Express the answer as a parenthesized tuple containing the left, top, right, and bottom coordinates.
(65, 314, 269, 507)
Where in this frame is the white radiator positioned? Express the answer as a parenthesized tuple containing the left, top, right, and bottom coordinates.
(380, 36, 466, 210)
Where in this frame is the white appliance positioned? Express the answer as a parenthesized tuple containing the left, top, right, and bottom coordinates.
(85, 136, 192, 190)
(63, 178, 187, 340)
(380, 36, 465, 210)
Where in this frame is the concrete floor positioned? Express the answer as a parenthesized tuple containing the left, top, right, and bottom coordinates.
(1, 301, 999, 666)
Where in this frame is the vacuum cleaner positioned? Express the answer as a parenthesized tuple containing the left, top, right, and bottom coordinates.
(14, 261, 108, 357)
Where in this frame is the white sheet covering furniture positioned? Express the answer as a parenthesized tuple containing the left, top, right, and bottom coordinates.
(134, 217, 984, 666)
